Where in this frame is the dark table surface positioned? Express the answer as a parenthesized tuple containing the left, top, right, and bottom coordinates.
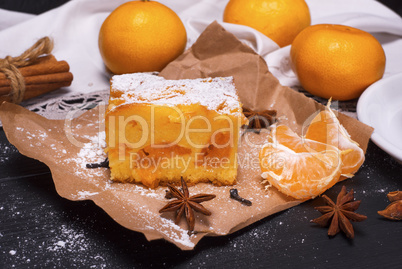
(1, 1, 402, 268)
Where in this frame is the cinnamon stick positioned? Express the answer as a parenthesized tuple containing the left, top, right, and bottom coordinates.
(0, 81, 72, 103)
(0, 55, 69, 80)
(0, 37, 74, 103)
(0, 71, 73, 88)
(0, 72, 73, 94)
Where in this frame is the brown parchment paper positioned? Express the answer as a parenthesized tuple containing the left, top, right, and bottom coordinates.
(0, 21, 373, 250)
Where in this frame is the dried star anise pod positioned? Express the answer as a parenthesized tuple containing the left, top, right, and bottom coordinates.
(378, 190, 402, 220)
(387, 190, 402, 202)
(378, 201, 402, 220)
(242, 107, 277, 131)
(159, 178, 216, 231)
(311, 186, 367, 239)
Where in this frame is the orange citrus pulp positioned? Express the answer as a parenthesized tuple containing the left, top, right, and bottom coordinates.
(260, 125, 342, 200)
(305, 100, 365, 178)
(259, 101, 365, 199)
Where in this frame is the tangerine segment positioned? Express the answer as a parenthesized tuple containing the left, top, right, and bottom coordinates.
(260, 125, 342, 200)
(305, 103, 365, 177)
(270, 125, 334, 154)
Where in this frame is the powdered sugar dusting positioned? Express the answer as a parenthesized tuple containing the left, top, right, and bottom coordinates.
(118, 184, 164, 199)
(143, 210, 195, 248)
(75, 191, 100, 200)
(46, 224, 92, 254)
(64, 131, 107, 177)
(157, 218, 195, 248)
(110, 73, 242, 116)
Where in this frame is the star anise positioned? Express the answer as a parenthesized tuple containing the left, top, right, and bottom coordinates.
(311, 186, 367, 239)
(159, 178, 216, 231)
(242, 107, 277, 131)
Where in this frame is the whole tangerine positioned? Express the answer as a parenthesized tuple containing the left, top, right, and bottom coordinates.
(290, 24, 386, 101)
(223, 0, 311, 47)
(98, 0, 187, 75)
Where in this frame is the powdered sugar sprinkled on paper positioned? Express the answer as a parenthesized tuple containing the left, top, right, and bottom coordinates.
(60, 129, 194, 249)
(75, 191, 100, 200)
(64, 131, 107, 177)
(143, 210, 195, 248)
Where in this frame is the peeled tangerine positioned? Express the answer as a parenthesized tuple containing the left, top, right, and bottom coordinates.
(259, 102, 364, 200)
(260, 125, 342, 200)
(304, 101, 365, 178)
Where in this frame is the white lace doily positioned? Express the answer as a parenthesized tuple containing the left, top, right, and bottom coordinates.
(0, 89, 110, 127)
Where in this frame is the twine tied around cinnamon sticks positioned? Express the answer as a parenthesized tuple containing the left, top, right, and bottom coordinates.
(0, 37, 73, 104)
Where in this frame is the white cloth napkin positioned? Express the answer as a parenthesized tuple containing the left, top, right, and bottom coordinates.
(1, 0, 402, 99)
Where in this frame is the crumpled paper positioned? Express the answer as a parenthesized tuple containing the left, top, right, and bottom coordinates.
(0, 21, 373, 250)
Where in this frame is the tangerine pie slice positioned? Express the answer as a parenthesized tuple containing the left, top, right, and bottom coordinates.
(105, 73, 247, 188)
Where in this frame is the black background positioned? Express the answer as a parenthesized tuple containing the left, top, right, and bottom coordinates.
(1, 0, 402, 16)
(1, 1, 402, 268)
